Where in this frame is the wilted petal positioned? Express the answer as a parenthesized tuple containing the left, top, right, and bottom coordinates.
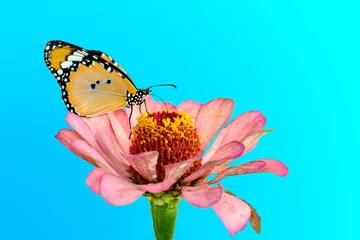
(108, 109, 131, 153)
(139, 153, 202, 193)
(177, 100, 202, 119)
(196, 98, 234, 150)
(212, 192, 251, 236)
(203, 111, 266, 164)
(126, 96, 156, 128)
(125, 151, 159, 182)
(56, 129, 98, 167)
(182, 184, 222, 208)
(86, 168, 107, 194)
(71, 140, 117, 175)
(66, 113, 97, 147)
(242, 129, 273, 154)
(183, 142, 243, 183)
(210, 161, 267, 183)
(155, 102, 176, 112)
(100, 174, 145, 206)
(83, 115, 129, 173)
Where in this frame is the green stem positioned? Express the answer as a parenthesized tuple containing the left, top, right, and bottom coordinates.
(148, 193, 181, 240)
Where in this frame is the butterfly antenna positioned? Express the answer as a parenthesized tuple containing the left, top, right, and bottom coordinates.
(150, 93, 168, 110)
(148, 84, 177, 89)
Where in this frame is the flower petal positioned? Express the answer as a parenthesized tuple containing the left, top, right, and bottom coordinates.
(242, 129, 273, 154)
(85, 168, 108, 194)
(208, 141, 245, 163)
(56, 129, 98, 167)
(250, 159, 289, 177)
(182, 142, 244, 183)
(177, 100, 202, 119)
(196, 98, 234, 150)
(203, 111, 266, 164)
(210, 161, 267, 183)
(125, 151, 159, 182)
(155, 102, 176, 112)
(100, 174, 145, 206)
(139, 153, 202, 193)
(66, 113, 97, 147)
(108, 109, 131, 153)
(83, 115, 129, 173)
(212, 192, 251, 236)
(126, 96, 156, 128)
(182, 184, 222, 208)
(71, 139, 118, 175)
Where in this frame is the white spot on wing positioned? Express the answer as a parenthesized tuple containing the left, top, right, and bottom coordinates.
(57, 69, 63, 75)
(45, 45, 50, 50)
(61, 61, 72, 68)
(68, 55, 83, 61)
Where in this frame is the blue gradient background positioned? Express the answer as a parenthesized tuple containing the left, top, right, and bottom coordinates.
(0, 0, 358, 239)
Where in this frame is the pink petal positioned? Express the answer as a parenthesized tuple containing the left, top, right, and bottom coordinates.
(208, 141, 245, 163)
(203, 111, 266, 164)
(71, 140, 118, 175)
(125, 151, 159, 182)
(182, 184, 223, 208)
(212, 192, 251, 236)
(86, 168, 108, 194)
(182, 142, 244, 183)
(108, 109, 131, 154)
(56, 129, 98, 167)
(210, 159, 288, 183)
(100, 174, 145, 206)
(250, 159, 289, 177)
(209, 161, 267, 183)
(242, 129, 273, 154)
(139, 153, 202, 193)
(155, 102, 176, 112)
(126, 96, 156, 128)
(177, 100, 202, 119)
(66, 113, 97, 147)
(83, 115, 129, 173)
(196, 98, 234, 150)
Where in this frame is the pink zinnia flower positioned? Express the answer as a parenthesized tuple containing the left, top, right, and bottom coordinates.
(56, 96, 288, 239)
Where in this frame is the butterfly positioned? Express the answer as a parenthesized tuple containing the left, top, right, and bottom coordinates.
(44, 40, 176, 126)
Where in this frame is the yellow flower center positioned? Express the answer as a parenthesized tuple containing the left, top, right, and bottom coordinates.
(129, 110, 202, 184)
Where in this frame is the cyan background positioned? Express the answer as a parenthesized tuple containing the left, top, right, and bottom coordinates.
(0, 0, 358, 239)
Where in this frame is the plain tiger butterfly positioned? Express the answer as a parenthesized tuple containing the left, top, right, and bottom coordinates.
(44, 40, 176, 128)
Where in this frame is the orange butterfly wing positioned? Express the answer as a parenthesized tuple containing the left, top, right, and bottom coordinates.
(44, 40, 137, 117)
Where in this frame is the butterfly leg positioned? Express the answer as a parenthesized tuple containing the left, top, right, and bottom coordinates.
(139, 103, 142, 114)
(128, 106, 133, 139)
(143, 99, 153, 116)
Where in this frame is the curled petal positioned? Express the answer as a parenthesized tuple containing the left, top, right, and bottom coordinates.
(242, 129, 273, 154)
(126, 96, 156, 128)
(177, 100, 202, 119)
(212, 192, 251, 236)
(203, 111, 265, 164)
(139, 153, 202, 193)
(155, 102, 176, 112)
(208, 141, 245, 163)
(86, 168, 108, 194)
(196, 98, 234, 150)
(182, 184, 222, 208)
(71, 140, 117, 175)
(251, 159, 289, 177)
(100, 174, 145, 206)
(183, 142, 244, 183)
(66, 113, 97, 147)
(125, 151, 159, 182)
(108, 109, 131, 153)
(56, 129, 98, 167)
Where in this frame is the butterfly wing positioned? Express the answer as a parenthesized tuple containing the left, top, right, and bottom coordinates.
(44, 40, 137, 117)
